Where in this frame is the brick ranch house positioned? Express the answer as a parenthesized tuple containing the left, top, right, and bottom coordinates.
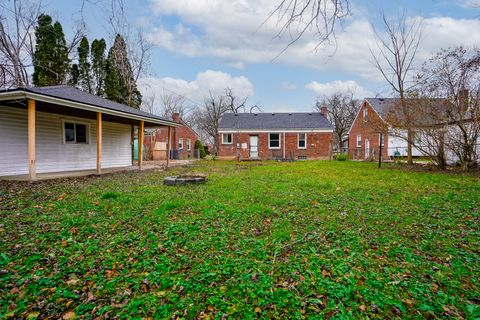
(0, 86, 179, 180)
(217, 112, 334, 160)
(348, 98, 428, 160)
(144, 113, 200, 160)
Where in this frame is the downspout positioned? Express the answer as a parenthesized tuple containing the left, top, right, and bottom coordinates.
(283, 131, 286, 160)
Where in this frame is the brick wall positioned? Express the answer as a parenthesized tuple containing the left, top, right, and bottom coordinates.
(348, 101, 389, 160)
(144, 114, 199, 160)
(217, 131, 333, 160)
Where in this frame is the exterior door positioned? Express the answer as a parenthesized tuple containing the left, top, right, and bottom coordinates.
(249, 136, 259, 159)
(365, 139, 370, 159)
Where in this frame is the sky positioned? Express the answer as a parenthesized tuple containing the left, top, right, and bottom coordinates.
(46, 0, 480, 113)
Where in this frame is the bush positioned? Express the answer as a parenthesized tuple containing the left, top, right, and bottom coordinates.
(335, 153, 348, 161)
(194, 140, 206, 158)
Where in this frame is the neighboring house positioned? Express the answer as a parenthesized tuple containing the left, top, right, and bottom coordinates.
(217, 112, 334, 160)
(348, 98, 426, 160)
(144, 113, 200, 160)
(0, 86, 178, 180)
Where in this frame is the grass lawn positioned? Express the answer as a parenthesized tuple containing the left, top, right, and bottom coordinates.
(1, 161, 479, 319)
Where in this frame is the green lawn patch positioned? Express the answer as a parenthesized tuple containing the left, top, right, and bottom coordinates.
(0, 161, 479, 319)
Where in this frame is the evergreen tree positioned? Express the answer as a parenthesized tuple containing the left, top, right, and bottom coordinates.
(32, 14, 70, 86)
(69, 64, 79, 86)
(104, 61, 121, 102)
(91, 38, 107, 96)
(105, 34, 142, 108)
(77, 36, 92, 93)
(194, 140, 206, 158)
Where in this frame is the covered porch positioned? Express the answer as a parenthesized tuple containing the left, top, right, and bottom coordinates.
(0, 86, 180, 181)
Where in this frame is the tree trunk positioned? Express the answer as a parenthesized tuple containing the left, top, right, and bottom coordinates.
(407, 129, 413, 165)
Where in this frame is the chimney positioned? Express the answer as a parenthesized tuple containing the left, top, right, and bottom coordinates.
(320, 105, 328, 118)
(172, 113, 181, 123)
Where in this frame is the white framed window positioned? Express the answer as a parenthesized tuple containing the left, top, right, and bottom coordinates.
(268, 133, 281, 149)
(298, 133, 307, 149)
(178, 138, 184, 150)
(378, 133, 385, 146)
(187, 139, 191, 151)
(63, 121, 89, 144)
(222, 133, 233, 144)
(363, 108, 368, 120)
(356, 134, 362, 148)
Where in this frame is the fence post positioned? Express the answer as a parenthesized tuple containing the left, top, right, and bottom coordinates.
(379, 134, 383, 168)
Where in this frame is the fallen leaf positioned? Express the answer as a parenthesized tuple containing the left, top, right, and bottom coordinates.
(62, 311, 75, 320)
(254, 307, 262, 313)
(358, 304, 366, 312)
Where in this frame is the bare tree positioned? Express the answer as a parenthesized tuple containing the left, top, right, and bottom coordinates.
(193, 88, 259, 155)
(268, 0, 350, 55)
(159, 90, 190, 120)
(370, 11, 423, 164)
(0, 0, 42, 88)
(315, 91, 359, 152)
(416, 47, 480, 170)
(193, 93, 228, 155)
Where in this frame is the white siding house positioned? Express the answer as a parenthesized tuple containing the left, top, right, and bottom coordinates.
(0, 86, 179, 180)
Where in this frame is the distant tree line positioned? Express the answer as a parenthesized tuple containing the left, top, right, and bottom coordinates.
(31, 14, 141, 108)
(0, 0, 143, 109)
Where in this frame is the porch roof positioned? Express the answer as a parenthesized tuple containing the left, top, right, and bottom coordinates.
(0, 86, 180, 127)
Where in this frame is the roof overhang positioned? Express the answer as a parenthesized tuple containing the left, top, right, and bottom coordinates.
(0, 90, 181, 127)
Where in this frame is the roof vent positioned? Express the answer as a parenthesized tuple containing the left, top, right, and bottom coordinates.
(271, 113, 275, 116)
(379, 98, 384, 102)
(308, 113, 312, 116)
(288, 113, 292, 115)
(234, 113, 238, 116)
(254, 114, 257, 116)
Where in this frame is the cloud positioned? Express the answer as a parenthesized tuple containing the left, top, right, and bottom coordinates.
(281, 82, 296, 91)
(305, 80, 373, 98)
(146, 1, 480, 82)
(138, 70, 254, 107)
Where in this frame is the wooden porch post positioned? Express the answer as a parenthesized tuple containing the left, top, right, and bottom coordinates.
(28, 99, 36, 181)
(96, 112, 102, 174)
(166, 126, 171, 168)
(131, 124, 135, 166)
(138, 121, 144, 170)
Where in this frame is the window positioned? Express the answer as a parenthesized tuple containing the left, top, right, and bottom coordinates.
(222, 133, 233, 144)
(64, 122, 88, 144)
(268, 133, 281, 149)
(356, 134, 362, 148)
(378, 133, 385, 146)
(187, 139, 191, 151)
(298, 133, 307, 149)
(363, 108, 368, 120)
(178, 138, 183, 150)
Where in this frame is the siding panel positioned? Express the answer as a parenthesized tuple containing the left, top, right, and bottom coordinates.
(0, 105, 132, 176)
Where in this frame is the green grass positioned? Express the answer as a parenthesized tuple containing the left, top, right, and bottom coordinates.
(1, 161, 479, 319)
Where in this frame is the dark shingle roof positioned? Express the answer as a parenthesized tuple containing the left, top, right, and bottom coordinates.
(218, 112, 333, 130)
(1, 85, 175, 124)
(365, 98, 399, 118)
(365, 97, 452, 125)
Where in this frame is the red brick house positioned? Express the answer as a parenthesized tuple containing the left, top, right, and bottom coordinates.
(348, 98, 428, 160)
(144, 113, 199, 160)
(217, 112, 334, 160)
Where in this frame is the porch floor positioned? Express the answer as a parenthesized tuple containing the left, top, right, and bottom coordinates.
(0, 160, 194, 181)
